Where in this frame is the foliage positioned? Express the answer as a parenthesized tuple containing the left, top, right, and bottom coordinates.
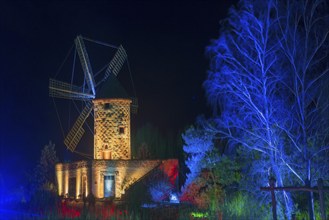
(181, 122, 216, 188)
(222, 191, 272, 220)
(181, 120, 241, 214)
(160, 159, 179, 185)
(293, 193, 329, 220)
(190, 211, 209, 218)
(211, 155, 241, 186)
(181, 170, 224, 210)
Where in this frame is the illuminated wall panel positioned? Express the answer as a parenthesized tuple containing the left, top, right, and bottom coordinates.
(76, 168, 81, 199)
(55, 164, 63, 196)
(64, 169, 69, 196)
(81, 166, 89, 197)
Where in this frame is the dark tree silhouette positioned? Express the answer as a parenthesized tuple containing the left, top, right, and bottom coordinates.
(32, 141, 59, 191)
(133, 123, 177, 159)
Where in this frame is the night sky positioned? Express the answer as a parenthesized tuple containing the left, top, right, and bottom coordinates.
(0, 1, 237, 188)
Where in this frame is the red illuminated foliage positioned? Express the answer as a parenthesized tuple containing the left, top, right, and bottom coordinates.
(180, 169, 223, 209)
(59, 200, 80, 218)
(159, 159, 178, 185)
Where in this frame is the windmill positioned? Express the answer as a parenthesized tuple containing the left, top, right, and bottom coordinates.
(49, 35, 137, 155)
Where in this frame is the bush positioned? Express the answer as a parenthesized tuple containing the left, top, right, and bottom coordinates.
(28, 188, 59, 213)
(222, 192, 271, 220)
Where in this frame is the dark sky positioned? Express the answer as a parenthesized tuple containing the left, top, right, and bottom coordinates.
(0, 1, 237, 188)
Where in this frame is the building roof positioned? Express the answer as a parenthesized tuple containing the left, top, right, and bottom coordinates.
(96, 73, 130, 99)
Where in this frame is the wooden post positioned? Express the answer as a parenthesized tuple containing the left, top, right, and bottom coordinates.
(317, 178, 326, 220)
(260, 179, 329, 220)
(269, 177, 277, 220)
(305, 179, 315, 220)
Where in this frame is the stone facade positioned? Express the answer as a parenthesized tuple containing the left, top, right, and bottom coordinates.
(93, 99, 131, 160)
(55, 159, 178, 199)
(56, 161, 91, 198)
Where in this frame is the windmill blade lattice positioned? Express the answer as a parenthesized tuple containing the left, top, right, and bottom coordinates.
(103, 45, 127, 81)
(75, 35, 96, 96)
(64, 102, 92, 151)
(49, 78, 94, 100)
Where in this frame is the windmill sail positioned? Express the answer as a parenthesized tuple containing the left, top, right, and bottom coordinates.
(75, 36, 96, 96)
(64, 102, 93, 151)
(50, 36, 136, 154)
(49, 78, 94, 100)
(65, 127, 85, 152)
(103, 45, 127, 81)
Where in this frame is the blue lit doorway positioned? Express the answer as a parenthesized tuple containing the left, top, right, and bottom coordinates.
(104, 175, 115, 198)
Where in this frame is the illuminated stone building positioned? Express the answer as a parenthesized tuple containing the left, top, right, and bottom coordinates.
(55, 75, 178, 199)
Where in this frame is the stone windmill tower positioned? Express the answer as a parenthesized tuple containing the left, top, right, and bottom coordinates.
(51, 36, 178, 200)
(49, 35, 137, 159)
(93, 73, 132, 160)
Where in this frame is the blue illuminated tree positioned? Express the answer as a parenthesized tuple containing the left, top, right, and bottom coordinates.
(204, 0, 329, 218)
(205, 0, 294, 217)
(275, 1, 329, 216)
(181, 121, 216, 189)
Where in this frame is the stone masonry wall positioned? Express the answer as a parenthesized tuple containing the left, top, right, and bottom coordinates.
(91, 160, 161, 198)
(93, 99, 131, 160)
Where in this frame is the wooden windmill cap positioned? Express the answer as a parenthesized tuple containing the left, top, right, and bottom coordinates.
(96, 73, 130, 100)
